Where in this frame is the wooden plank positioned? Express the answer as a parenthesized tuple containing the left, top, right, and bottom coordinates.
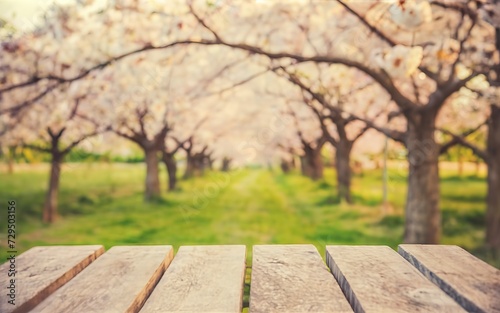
(0, 245, 104, 313)
(326, 245, 467, 313)
(140, 245, 246, 313)
(250, 244, 352, 313)
(31, 245, 173, 313)
(399, 244, 500, 313)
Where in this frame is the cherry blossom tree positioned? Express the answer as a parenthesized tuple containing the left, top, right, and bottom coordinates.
(182, 0, 494, 243)
(1, 0, 498, 244)
(283, 98, 326, 180)
(422, 1, 500, 251)
(0, 1, 114, 222)
(93, 21, 260, 197)
(0, 0, 198, 115)
(273, 64, 389, 202)
(2, 79, 105, 223)
(162, 136, 187, 191)
(472, 0, 500, 254)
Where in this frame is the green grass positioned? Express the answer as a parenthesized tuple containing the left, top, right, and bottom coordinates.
(0, 162, 498, 272)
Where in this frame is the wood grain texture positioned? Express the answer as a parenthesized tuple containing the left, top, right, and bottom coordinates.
(326, 245, 467, 313)
(0, 245, 104, 313)
(140, 245, 246, 313)
(399, 244, 500, 313)
(31, 245, 173, 313)
(250, 244, 352, 313)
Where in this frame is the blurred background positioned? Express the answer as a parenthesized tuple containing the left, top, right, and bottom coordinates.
(0, 0, 499, 269)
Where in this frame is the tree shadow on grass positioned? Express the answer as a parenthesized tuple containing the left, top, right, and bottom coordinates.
(61, 194, 105, 216)
(315, 195, 340, 206)
(19, 193, 46, 217)
(441, 194, 486, 203)
(469, 246, 500, 269)
(147, 196, 179, 206)
(440, 175, 486, 183)
(338, 210, 362, 220)
(111, 217, 138, 227)
(121, 228, 162, 243)
(316, 181, 332, 190)
(441, 208, 485, 237)
(308, 227, 401, 247)
(374, 215, 404, 228)
(351, 194, 382, 207)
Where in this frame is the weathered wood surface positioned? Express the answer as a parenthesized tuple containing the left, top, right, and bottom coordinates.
(140, 245, 246, 313)
(0, 245, 104, 313)
(399, 244, 500, 313)
(31, 245, 173, 313)
(250, 244, 352, 313)
(326, 245, 467, 313)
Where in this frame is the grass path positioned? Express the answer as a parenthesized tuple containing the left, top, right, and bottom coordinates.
(3, 166, 398, 254)
(0, 163, 497, 269)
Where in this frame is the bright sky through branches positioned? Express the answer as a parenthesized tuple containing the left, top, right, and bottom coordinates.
(0, 0, 100, 31)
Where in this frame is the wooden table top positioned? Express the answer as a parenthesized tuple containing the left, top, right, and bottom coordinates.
(0, 244, 498, 313)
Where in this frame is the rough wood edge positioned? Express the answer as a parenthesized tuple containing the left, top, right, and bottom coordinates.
(236, 246, 247, 313)
(397, 245, 485, 313)
(126, 246, 174, 313)
(12, 245, 105, 313)
(325, 248, 364, 313)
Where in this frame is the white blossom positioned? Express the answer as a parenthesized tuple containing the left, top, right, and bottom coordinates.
(389, 0, 432, 30)
(371, 45, 423, 78)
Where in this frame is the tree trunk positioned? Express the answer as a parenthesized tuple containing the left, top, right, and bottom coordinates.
(184, 154, 195, 179)
(404, 111, 440, 244)
(300, 155, 312, 177)
(144, 147, 161, 200)
(207, 157, 213, 170)
(163, 152, 177, 191)
(457, 146, 464, 176)
(300, 148, 323, 180)
(475, 158, 481, 176)
(43, 153, 62, 223)
(383, 136, 388, 206)
(290, 155, 297, 169)
(7, 158, 14, 174)
(6, 146, 15, 174)
(195, 155, 205, 176)
(311, 149, 323, 180)
(280, 158, 291, 173)
(221, 157, 231, 172)
(486, 105, 500, 250)
(335, 140, 353, 203)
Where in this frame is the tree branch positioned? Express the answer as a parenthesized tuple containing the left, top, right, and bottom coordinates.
(0, 83, 60, 115)
(285, 101, 310, 147)
(22, 143, 51, 153)
(3, 13, 419, 116)
(189, 5, 417, 111)
(350, 114, 406, 143)
(300, 92, 338, 147)
(426, 71, 480, 112)
(167, 136, 189, 155)
(113, 128, 142, 145)
(0, 40, 207, 96)
(439, 127, 488, 161)
(351, 124, 371, 142)
(61, 130, 102, 155)
(335, 0, 441, 83)
(448, 14, 477, 82)
(0, 39, 223, 115)
(351, 108, 385, 143)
